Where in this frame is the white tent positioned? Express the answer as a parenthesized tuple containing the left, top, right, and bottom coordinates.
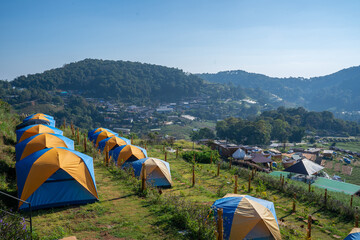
(284, 158, 324, 176)
(232, 148, 246, 159)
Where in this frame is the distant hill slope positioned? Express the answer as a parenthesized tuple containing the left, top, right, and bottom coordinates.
(198, 66, 360, 112)
(12, 59, 206, 102)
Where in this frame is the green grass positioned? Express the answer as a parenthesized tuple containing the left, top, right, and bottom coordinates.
(1, 118, 359, 239)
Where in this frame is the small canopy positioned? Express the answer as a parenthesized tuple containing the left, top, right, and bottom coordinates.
(251, 153, 273, 164)
(16, 147, 98, 210)
(284, 158, 324, 176)
(232, 148, 245, 159)
(16, 119, 51, 130)
(345, 228, 360, 240)
(93, 131, 116, 147)
(122, 157, 172, 187)
(23, 114, 55, 127)
(15, 133, 74, 162)
(16, 124, 63, 143)
(98, 136, 130, 152)
(212, 194, 281, 240)
(88, 128, 118, 142)
(111, 145, 148, 166)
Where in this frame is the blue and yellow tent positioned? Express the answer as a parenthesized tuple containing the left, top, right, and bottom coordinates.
(15, 133, 74, 162)
(98, 136, 130, 152)
(111, 145, 147, 166)
(122, 157, 172, 187)
(16, 124, 63, 143)
(212, 194, 281, 240)
(345, 228, 360, 240)
(22, 114, 55, 127)
(88, 128, 118, 142)
(92, 131, 117, 148)
(24, 113, 54, 121)
(16, 147, 98, 210)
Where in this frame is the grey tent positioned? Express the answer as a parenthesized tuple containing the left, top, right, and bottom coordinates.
(284, 158, 324, 176)
(232, 148, 246, 159)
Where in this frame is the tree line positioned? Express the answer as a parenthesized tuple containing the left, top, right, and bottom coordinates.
(215, 107, 360, 145)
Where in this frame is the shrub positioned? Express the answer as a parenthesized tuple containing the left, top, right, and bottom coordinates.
(0, 214, 32, 240)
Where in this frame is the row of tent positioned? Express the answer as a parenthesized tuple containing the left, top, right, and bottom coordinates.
(15, 113, 99, 210)
(88, 127, 173, 188)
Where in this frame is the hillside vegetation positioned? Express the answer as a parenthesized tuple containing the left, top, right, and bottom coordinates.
(198, 66, 360, 117)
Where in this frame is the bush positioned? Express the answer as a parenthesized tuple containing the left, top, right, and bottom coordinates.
(181, 150, 219, 164)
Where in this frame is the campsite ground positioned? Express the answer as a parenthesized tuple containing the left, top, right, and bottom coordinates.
(1, 125, 358, 239)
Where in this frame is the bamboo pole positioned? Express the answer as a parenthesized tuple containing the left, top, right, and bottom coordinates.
(248, 174, 251, 192)
(63, 119, 66, 129)
(308, 181, 311, 192)
(192, 165, 195, 187)
(217, 208, 223, 240)
(307, 215, 312, 239)
(234, 175, 238, 194)
(131, 136, 133, 144)
(164, 152, 167, 162)
(176, 147, 179, 158)
(210, 152, 213, 164)
(141, 163, 146, 192)
(217, 163, 220, 176)
(229, 157, 232, 169)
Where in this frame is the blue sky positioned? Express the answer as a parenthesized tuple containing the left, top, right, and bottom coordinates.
(1, 0, 360, 80)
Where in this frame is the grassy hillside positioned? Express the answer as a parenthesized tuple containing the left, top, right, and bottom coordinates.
(1, 113, 359, 239)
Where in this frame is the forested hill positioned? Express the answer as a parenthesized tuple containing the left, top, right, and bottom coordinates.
(198, 66, 360, 113)
(12, 59, 207, 102)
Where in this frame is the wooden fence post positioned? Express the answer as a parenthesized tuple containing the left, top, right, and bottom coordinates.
(324, 189, 328, 207)
(234, 175, 238, 194)
(164, 152, 167, 162)
(229, 157, 232, 169)
(308, 181, 311, 192)
(217, 163, 220, 176)
(105, 145, 109, 166)
(248, 174, 251, 192)
(217, 208, 223, 240)
(144, 143, 147, 151)
(77, 128, 80, 144)
(131, 136, 133, 144)
(163, 145, 165, 153)
(351, 195, 354, 207)
(192, 165, 195, 187)
(307, 215, 312, 239)
(355, 215, 359, 228)
(83, 134, 87, 152)
(63, 119, 66, 129)
(292, 193, 296, 212)
(176, 147, 179, 159)
(251, 169, 255, 180)
(210, 152, 213, 164)
(141, 163, 146, 192)
(71, 122, 75, 136)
